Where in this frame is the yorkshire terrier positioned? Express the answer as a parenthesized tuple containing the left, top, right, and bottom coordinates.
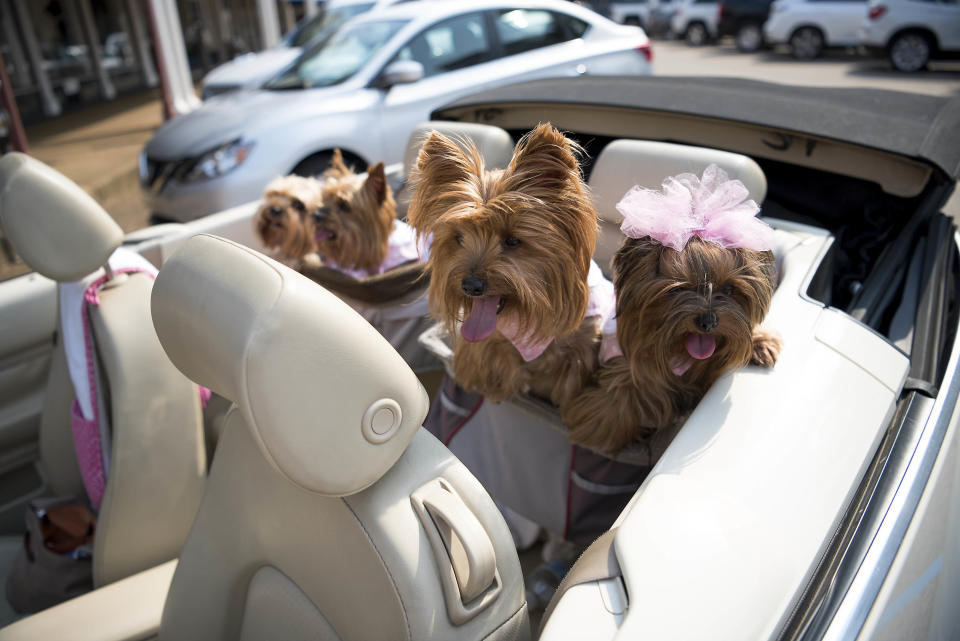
(254, 174, 323, 267)
(311, 149, 403, 277)
(409, 123, 608, 407)
(563, 164, 782, 454)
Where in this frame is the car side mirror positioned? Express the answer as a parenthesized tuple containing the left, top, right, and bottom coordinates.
(375, 61, 425, 89)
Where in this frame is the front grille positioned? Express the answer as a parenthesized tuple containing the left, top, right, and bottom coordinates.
(142, 156, 197, 193)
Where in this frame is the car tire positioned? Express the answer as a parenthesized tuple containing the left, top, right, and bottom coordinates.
(789, 26, 824, 60)
(735, 23, 763, 52)
(685, 22, 708, 46)
(888, 31, 932, 72)
(291, 150, 364, 178)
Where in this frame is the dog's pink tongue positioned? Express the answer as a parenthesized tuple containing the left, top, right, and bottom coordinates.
(685, 333, 716, 360)
(315, 229, 333, 242)
(461, 296, 501, 343)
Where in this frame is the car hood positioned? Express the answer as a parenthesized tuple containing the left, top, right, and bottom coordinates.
(144, 86, 353, 160)
(201, 47, 302, 88)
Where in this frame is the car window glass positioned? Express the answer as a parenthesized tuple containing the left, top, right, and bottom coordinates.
(0, 223, 31, 282)
(268, 19, 406, 89)
(494, 9, 568, 57)
(288, 3, 375, 48)
(560, 14, 590, 38)
(393, 13, 493, 78)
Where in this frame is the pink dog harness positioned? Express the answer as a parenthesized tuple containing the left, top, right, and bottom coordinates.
(325, 219, 425, 279)
(62, 248, 209, 509)
(498, 261, 616, 362)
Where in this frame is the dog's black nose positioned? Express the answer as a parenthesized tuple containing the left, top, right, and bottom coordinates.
(313, 208, 329, 222)
(461, 275, 487, 297)
(269, 206, 282, 218)
(696, 312, 718, 333)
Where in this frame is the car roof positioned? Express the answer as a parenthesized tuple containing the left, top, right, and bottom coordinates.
(349, 0, 601, 24)
(434, 76, 960, 179)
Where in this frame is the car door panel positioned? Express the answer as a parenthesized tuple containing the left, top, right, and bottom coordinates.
(0, 272, 57, 533)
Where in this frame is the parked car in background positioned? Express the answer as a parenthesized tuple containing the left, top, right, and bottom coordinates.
(859, 0, 960, 72)
(670, 0, 718, 45)
(142, 0, 652, 222)
(717, 0, 774, 51)
(200, 0, 400, 99)
(608, 0, 652, 27)
(647, 0, 680, 37)
(764, 0, 867, 59)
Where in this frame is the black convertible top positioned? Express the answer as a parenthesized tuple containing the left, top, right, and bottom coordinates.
(433, 77, 960, 179)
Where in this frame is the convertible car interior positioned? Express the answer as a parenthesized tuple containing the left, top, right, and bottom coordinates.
(0, 77, 957, 641)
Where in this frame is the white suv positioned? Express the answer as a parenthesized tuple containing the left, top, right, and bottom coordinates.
(670, 0, 719, 45)
(859, 0, 960, 71)
(763, 0, 867, 59)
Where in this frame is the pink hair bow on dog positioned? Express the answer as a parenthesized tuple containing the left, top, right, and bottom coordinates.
(616, 164, 774, 252)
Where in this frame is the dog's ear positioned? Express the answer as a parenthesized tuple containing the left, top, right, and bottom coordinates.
(506, 123, 581, 192)
(408, 131, 484, 234)
(325, 148, 350, 178)
(364, 162, 387, 203)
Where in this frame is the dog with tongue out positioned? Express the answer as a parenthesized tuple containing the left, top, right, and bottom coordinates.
(562, 164, 782, 455)
(409, 123, 610, 409)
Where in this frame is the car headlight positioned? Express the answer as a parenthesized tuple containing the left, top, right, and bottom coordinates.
(183, 139, 255, 182)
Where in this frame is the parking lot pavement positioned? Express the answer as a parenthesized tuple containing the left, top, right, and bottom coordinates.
(653, 39, 960, 97)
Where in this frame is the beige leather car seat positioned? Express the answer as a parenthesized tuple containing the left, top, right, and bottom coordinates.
(0, 154, 205, 587)
(588, 139, 768, 278)
(151, 234, 529, 641)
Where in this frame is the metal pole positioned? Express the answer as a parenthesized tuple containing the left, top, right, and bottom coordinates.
(255, 0, 281, 49)
(303, 0, 318, 19)
(122, 0, 160, 88)
(0, 47, 29, 153)
(76, 0, 117, 100)
(146, 0, 199, 120)
(62, 0, 94, 74)
(10, 0, 61, 116)
(0, 0, 32, 87)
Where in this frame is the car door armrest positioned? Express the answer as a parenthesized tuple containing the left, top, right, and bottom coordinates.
(0, 560, 176, 641)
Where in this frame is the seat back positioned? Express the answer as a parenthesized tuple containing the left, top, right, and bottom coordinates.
(152, 235, 528, 641)
(587, 140, 768, 277)
(0, 154, 206, 587)
(403, 121, 515, 179)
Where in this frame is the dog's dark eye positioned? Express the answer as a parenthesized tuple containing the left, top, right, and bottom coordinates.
(720, 284, 733, 296)
(338, 199, 351, 213)
(292, 200, 305, 213)
(504, 236, 521, 249)
(456, 234, 464, 246)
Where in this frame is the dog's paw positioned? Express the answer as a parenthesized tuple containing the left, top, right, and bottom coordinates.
(750, 327, 782, 368)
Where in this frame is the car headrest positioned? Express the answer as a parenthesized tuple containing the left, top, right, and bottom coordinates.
(151, 234, 429, 497)
(0, 153, 123, 281)
(588, 140, 768, 226)
(403, 121, 514, 177)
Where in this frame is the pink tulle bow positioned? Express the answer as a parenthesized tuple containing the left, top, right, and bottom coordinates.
(616, 164, 774, 252)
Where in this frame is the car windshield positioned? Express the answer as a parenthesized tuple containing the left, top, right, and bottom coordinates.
(284, 2, 375, 48)
(267, 19, 407, 90)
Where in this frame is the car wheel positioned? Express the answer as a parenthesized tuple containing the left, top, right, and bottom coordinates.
(789, 27, 824, 60)
(685, 22, 708, 46)
(735, 23, 763, 52)
(624, 16, 643, 28)
(888, 32, 932, 72)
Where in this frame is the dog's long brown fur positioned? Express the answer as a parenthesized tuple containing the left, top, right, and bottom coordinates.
(409, 123, 601, 406)
(562, 236, 781, 454)
(254, 174, 323, 263)
(311, 149, 396, 274)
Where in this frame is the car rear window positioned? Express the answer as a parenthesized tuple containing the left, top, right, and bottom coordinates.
(494, 9, 568, 56)
(393, 12, 494, 78)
